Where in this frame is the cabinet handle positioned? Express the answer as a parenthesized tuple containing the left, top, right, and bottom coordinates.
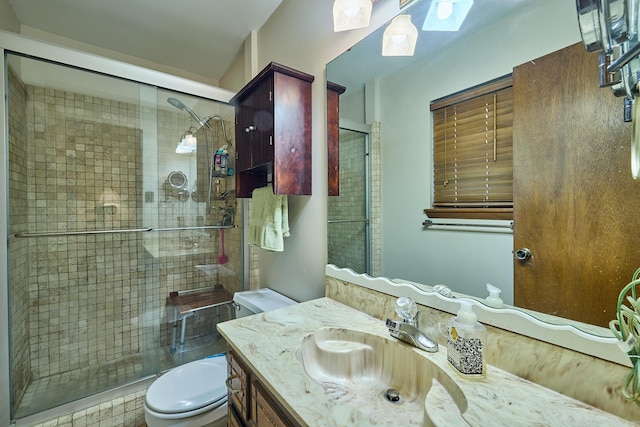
(245, 125, 255, 133)
(226, 374, 244, 396)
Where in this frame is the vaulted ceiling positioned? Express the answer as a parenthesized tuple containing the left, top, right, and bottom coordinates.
(7, 0, 283, 81)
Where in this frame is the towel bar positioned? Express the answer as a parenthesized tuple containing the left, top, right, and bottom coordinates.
(422, 220, 513, 230)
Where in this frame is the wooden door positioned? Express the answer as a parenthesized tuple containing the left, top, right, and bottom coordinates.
(513, 42, 640, 327)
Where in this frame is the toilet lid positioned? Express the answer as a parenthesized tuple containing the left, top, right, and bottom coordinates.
(146, 357, 228, 414)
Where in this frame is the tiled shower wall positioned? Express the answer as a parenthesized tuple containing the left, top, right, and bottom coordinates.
(151, 107, 241, 349)
(369, 122, 381, 277)
(328, 129, 369, 274)
(8, 64, 241, 417)
(8, 66, 31, 409)
(327, 122, 382, 276)
(23, 85, 146, 380)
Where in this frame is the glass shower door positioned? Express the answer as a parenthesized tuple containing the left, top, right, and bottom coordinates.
(327, 127, 370, 274)
(5, 52, 239, 419)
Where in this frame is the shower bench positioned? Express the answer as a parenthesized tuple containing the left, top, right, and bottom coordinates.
(169, 285, 234, 355)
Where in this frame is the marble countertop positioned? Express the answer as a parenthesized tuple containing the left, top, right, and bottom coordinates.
(217, 297, 635, 427)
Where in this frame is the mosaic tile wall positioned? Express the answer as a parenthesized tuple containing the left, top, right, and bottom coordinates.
(23, 86, 145, 380)
(327, 123, 381, 276)
(150, 108, 241, 350)
(8, 66, 241, 417)
(28, 389, 147, 427)
(8, 66, 32, 409)
(369, 122, 381, 277)
(328, 129, 368, 273)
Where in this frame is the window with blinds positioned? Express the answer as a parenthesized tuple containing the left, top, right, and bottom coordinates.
(426, 75, 513, 220)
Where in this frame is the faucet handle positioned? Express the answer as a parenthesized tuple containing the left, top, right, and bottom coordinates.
(395, 296, 418, 323)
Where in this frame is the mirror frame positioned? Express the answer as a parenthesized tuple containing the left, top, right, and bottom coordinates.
(326, 264, 628, 366)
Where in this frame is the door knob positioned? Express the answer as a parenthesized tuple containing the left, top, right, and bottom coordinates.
(514, 248, 532, 260)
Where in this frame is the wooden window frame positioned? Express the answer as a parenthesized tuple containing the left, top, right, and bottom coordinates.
(425, 75, 513, 220)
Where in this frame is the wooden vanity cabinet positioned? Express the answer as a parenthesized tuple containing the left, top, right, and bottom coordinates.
(226, 349, 297, 427)
(230, 62, 314, 198)
(227, 349, 249, 424)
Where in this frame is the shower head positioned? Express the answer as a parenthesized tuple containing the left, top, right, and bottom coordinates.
(167, 97, 205, 126)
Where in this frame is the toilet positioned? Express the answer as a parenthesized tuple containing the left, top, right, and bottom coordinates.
(144, 288, 297, 427)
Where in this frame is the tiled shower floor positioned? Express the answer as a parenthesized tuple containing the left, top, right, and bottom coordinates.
(14, 332, 228, 419)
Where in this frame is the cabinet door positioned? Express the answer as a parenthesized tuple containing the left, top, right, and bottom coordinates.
(227, 351, 250, 423)
(235, 92, 257, 172)
(252, 381, 291, 427)
(249, 76, 275, 168)
(327, 82, 345, 197)
(235, 77, 273, 171)
(228, 404, 243, 427)
(272, 72, 312, 195)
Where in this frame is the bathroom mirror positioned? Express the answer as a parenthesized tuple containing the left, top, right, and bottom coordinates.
(326, 0, 630, 336)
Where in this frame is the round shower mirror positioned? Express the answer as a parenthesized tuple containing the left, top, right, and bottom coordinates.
(167, 170, 188, 190)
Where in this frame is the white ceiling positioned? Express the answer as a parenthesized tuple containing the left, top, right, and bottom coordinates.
(8, 0, 283, 81)
(7, 0, 557, 91)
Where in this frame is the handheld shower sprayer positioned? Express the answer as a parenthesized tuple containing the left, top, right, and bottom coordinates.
(167, 97, 206, 127)
(167, 97, 233, 213)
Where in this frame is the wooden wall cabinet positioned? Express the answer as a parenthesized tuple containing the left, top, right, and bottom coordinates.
(327, 81, 346, 197)
(226, 349, 297, 427)
(230, 62, 314, 198)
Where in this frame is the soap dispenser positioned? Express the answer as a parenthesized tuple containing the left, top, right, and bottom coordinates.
(485, 283, 504, 308)
(447, 299, 486, 379)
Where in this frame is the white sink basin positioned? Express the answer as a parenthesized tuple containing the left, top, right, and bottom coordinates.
(298, 327, 468, 426)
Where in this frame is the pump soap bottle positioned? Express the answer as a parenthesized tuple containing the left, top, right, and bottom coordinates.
(447, 300, 486, 379)
(485, 283, 504, 308)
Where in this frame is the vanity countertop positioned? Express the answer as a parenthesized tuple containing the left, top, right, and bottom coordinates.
(217, 297, 636, 427)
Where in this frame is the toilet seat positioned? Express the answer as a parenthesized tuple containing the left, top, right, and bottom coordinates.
(145, 357, 228, 417)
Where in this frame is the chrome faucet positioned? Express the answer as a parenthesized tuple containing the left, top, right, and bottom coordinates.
(386, 319, 439, 352)
(386, 297, 439, 353)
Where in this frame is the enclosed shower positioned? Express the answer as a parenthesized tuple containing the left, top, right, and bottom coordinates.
(327, 127, 371, 274)
(4, 50, 241, 421)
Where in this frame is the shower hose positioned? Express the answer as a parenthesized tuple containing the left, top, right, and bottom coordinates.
(610, 267, 640, 407)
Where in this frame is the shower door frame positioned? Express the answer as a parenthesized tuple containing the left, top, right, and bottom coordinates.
(0, 31, 236, 426)
(327, 120, 372, 275)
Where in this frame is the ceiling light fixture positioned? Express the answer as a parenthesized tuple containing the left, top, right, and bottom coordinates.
(437, 1, 454, 20)
(333, 0, 373, 32)
(423, 0, 474, 32)
(382, 14, 418, 56)
(176, 127, 197, 154)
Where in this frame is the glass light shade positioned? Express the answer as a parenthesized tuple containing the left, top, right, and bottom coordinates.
(423, 0, 473, 32)
(183, 133, 197, 147)
(333, 0, 372, 32)
(382, 15, 418, 56)
(437, 1, 454, 19)
(175, 132, 197, 154)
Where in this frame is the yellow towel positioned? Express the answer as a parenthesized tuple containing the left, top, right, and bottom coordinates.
(248, 186, 290, 252)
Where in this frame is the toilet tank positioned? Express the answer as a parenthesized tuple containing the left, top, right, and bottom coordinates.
(233, 288, 297, 318)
